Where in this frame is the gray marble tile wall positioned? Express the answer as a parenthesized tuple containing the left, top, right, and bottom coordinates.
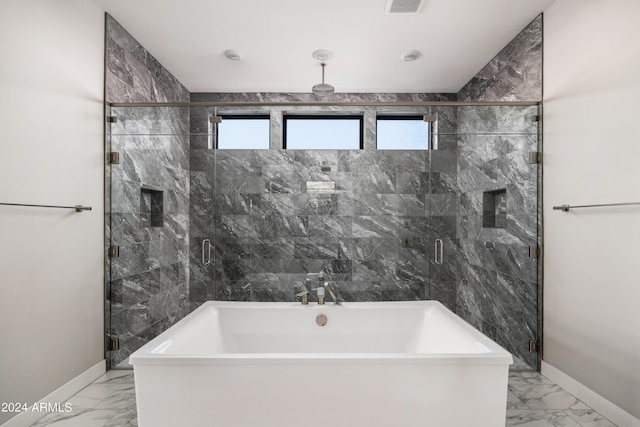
(103, 13, 541, 372)
(456, 15, 542, 368)
(458, 15, 542, 102)
(188, 93, 461, 310)
(105, 15, 190, 367)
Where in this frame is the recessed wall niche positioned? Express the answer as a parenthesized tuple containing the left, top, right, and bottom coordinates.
(140, 188, 164, 228)
(482, 189, 507, 228)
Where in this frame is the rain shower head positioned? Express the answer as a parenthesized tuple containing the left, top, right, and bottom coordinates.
(312, 63, 335, 96)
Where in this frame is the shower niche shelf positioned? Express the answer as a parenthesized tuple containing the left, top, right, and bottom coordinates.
(140, 188, 164, 228)
(483, 188, 507, 229)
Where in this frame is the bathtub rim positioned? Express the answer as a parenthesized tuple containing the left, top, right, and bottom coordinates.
(129, 300, 514, 366)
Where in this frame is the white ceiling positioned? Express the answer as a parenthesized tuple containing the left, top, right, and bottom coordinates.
(91, 0, 555, 94)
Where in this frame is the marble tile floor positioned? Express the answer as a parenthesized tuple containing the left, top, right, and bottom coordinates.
(29, 368, 617, 427)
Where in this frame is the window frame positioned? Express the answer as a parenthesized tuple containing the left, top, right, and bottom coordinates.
(375, 114, 431, 151)
(213, 114, 271, 150)
(282, 114, 364, 150)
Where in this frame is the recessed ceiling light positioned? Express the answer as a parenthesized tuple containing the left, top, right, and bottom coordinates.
(224, 49, 243, 61)
(312, 50, 333, 61)
(401, 50, 422, 61)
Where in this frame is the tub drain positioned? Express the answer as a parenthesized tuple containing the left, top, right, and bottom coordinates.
(316, 314, 327, 326)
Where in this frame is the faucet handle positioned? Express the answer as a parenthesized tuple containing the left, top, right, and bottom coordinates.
(295, 290, 309, 305)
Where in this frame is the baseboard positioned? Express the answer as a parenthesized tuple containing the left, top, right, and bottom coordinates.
(1, 360, 106, 427)
(541, 360, 640, 427)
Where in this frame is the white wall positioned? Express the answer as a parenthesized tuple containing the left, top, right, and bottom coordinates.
(0, 1, 105, 424)
(544, 0, 640, 420)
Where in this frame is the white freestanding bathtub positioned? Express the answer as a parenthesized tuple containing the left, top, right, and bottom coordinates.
(130, 300, 512, 427)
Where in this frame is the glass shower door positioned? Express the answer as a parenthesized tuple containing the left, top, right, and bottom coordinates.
(105, 106, 191, 369)
(103, 102, 541, 372)
(453, 104, 541, 370)
(426, 106, 459, 312)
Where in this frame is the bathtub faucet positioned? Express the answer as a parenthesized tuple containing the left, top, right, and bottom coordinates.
(323, 282, 341, 305)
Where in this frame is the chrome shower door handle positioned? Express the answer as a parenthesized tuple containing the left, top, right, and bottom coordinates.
(202, 239, 211, 266)
(434, 239, 443, 265)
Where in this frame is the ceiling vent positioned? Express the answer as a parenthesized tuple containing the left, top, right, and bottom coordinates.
(385, 0, 423, 14)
